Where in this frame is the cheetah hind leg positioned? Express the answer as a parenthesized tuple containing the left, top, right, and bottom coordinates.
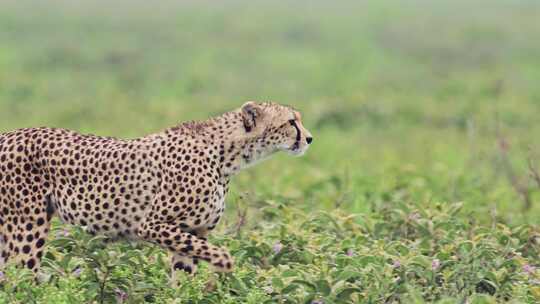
(0, 229, 5, 270)
(1, 188, 54, 276)
(0, 207, 8, 270)
(12, 212, 52, 275)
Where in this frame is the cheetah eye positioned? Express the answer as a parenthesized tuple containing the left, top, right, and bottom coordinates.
(288, 119, 296, 125)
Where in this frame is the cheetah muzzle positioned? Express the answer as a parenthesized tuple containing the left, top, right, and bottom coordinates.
(0, 101, 312, 280)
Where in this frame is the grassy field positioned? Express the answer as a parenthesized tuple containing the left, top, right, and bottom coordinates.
(1, 0, 540, 303)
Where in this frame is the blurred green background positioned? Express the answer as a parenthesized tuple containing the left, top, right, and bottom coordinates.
(1, 0, 540, 225)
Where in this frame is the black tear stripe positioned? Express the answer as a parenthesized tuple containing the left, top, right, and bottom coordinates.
(290, 120, 301, 143)
(251, 112, 257, 128)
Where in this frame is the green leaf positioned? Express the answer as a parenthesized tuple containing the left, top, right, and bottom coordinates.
(272, 277, 284, 289)
(336, 269, 362, 282)
(291, 280, 317, 291)
(336, 287, 362, 302)
(315, 279, 331, 296)
(282, 284, 300, 294)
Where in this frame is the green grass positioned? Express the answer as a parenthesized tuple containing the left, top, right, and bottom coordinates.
(1, 0, 540, 302)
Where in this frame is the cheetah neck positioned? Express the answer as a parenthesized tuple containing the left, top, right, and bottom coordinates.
(219, 137, 278, 177)
(165, 110, 278, 177)
(210, 112, 278, 177)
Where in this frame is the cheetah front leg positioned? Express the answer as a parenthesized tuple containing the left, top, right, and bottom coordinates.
(169, 254, 198, 286)
(169, 228, 214, 285)
(138, 222, 234, 274)
(170, 227, 208, 273)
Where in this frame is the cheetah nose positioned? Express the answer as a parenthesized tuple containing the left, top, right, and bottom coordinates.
(306, 137, 313, 144)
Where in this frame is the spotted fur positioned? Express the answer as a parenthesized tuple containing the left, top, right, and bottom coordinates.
(0, 101, 312, 278)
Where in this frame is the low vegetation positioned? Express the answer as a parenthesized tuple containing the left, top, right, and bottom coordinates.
(2, 200, 539, 303)
(1, 0, 540, 302)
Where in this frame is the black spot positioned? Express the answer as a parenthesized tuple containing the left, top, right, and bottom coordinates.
(173, 261, 184, 270)
(180, 246, 191, 253)
(36, 238, 45, 248)
(26, 258, 36, 269)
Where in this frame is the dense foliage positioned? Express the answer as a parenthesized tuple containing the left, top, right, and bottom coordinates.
(1, 201, 539, 303)
(1, 0, 540, 302)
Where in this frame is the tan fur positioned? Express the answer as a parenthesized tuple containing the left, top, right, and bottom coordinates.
(0, 101, 312, 276)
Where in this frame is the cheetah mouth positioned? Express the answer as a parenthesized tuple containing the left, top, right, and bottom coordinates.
(287, 141, 307, 156)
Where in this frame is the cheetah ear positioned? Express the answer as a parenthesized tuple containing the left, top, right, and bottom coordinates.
(241, 101, 262, 132)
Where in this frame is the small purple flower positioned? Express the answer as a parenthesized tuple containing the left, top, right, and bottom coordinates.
(523, 264, 536, 275)
(115, 288, 128, 303)
(311, 300, 324, 304)
(262, 286, 274, 294)
(0, 271, 4, 281)
(408, 212, 420, 221)
(499, 138, 510, 152)
(57, 228, 70, 237)
(432, 259, 440, 271)
(72, 267, 82, 278)
(273, 242, 283, 254)
(393, 260, 401, 268)
(346, 249, 354, 257)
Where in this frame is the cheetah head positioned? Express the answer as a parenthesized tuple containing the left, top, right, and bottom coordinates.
(239, 101, 313, 158)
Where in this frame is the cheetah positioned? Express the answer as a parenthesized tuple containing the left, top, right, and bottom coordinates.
(0, 101, 312, 279)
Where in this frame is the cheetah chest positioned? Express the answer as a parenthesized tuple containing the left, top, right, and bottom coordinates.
(205, 181, 228, 228)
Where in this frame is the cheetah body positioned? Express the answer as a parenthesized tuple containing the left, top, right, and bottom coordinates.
(0, 102, 312, 276)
